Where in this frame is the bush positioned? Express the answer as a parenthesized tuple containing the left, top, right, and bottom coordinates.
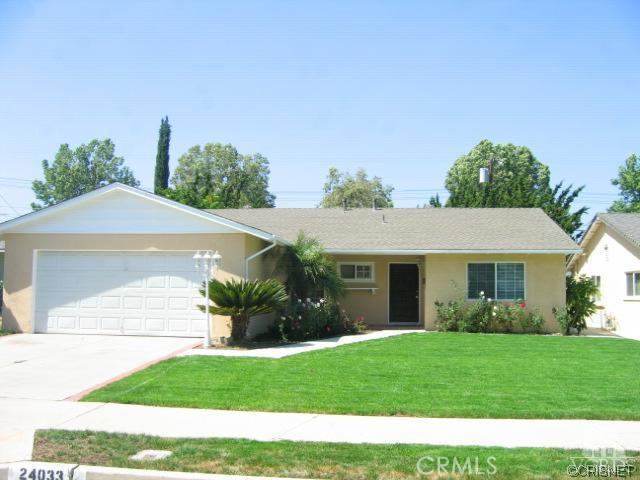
(434, 298, 465, 332)
(560, 275, 598, 335)
(435, 295, 546, 334)
(552, 307, 572, 335)
(464, 294, 493, 332)
(270, 298, 366, 342)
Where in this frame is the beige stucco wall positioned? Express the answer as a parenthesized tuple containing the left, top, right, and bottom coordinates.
(423, 253, 567, 331)
(334, 253, 566, 331)
(243, 235, 276, 337)
(574, 224, 640, 339)
(2, 231, 569, 337)
(1, 233, 251, 339)
(333, 255, 425, 326)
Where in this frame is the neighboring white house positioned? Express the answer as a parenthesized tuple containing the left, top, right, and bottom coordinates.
(569, 213, 640, 340)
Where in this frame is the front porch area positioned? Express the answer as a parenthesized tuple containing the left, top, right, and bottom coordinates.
(334, 255, 425, 328)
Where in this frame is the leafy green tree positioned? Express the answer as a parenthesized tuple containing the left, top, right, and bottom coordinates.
(609, 153, 640, 212)
(160, 186, 222, 209)
(32, 139, 139, 210)
(199, 278, 288, 343)
(427, 194, 442, 207)
(274, 232, 345, 301)
(441, 140, 586, 236)
(154, 116, 171, 193)
(320, 167, 393, 208)
(171, 143, 275, 208)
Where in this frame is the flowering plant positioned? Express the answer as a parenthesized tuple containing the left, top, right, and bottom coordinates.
(271, 297, 365, 341)
(435, 294, 545, 334)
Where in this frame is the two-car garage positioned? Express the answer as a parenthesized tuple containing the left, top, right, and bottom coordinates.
(0, 183, 272, 337)
(34, 251, 207, 337)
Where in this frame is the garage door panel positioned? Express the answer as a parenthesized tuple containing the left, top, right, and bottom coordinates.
(122, 317, 143, 331)
(79, 317, 98, 329)
(35, 251, 206, 337)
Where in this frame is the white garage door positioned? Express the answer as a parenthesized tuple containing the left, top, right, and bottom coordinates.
(34, 251, 207, 337)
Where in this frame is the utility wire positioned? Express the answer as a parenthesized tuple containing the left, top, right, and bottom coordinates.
(0, 190, 20, 215)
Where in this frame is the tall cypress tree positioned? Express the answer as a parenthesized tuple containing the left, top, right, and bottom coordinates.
(154, 116, 171, 193)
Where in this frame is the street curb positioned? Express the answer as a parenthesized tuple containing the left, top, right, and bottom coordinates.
(0, 462, 308, 480)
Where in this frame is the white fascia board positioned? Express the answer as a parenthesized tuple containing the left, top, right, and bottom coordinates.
(567, 217, 602, 270)
(326, 248, 582, 255)
(0, 183, 277, 241)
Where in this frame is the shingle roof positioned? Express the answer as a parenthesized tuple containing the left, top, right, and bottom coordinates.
(207, 208, 580, 253)
(598, 213, 640, 248)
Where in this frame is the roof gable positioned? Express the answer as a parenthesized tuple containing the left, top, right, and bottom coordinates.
(597, 213, 640, 248)
(0, 184, 274, 238)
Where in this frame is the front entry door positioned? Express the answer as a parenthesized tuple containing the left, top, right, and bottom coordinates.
(389, 263, 420, 324)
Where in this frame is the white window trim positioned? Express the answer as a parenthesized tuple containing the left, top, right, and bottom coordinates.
(466, 261, 527, 301)
(625, 271, 640, 297)
(338, 262, 376, 283)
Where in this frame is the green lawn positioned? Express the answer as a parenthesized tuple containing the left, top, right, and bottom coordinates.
(84, 333, 640, 420)
(35, 430, 629, 480)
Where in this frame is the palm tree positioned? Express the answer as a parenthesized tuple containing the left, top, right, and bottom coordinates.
(274, 232, 345, 301)
(200, 278, 288, 343)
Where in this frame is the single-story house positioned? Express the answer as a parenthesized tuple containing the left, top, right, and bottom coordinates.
(569, 213, 640, 340)
(0, 183, 580, 338)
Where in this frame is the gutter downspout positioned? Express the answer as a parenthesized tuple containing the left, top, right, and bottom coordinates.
(245, 236, 278, 279)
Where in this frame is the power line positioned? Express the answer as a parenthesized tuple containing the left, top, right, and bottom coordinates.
(0, 191, 20, 215)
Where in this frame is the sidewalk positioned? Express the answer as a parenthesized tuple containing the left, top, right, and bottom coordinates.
(180, 329, 423, 358)
(3, 398, 639, 463)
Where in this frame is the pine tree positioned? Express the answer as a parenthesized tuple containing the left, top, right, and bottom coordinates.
(154, 116, 171, 193)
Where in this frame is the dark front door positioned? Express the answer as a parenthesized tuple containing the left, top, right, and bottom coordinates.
(389, 263, 420, 324)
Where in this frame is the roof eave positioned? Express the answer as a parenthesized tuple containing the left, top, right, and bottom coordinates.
(326, 248, 582, 255)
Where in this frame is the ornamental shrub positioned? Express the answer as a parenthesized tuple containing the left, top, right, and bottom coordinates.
(435, 296, 546, 334)
(271, 297, 364, 341)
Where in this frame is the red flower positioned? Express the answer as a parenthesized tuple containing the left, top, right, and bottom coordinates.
(519, 302, 526, 309)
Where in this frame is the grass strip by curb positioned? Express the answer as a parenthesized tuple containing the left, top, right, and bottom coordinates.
(36, 430, 639, 480)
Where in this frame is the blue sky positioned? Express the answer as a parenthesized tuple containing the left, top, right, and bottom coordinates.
(0, 0, 638, 219)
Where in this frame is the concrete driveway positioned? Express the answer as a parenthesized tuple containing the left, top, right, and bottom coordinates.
(0, 334, 199, 400)
(0, 334, 199, 462)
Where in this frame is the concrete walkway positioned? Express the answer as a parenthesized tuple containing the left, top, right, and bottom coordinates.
(3, 398, 640, 463)
(180, 329, 422, 358)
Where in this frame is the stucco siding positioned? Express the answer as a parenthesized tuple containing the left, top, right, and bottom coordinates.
(333, 255, 425, 326)
(1, 233, 249, 338)
(244, 235, 269, 280)
(243, 235, 275, 336)
(423, 253, 566, 331)
(575, 225, 640, 339)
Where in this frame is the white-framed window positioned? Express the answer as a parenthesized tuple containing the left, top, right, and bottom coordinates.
(338, 262, 375, 282)
(467, 262, 525, 300)
(590, 275, 602, 302)
(626, 272, 640, 297)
